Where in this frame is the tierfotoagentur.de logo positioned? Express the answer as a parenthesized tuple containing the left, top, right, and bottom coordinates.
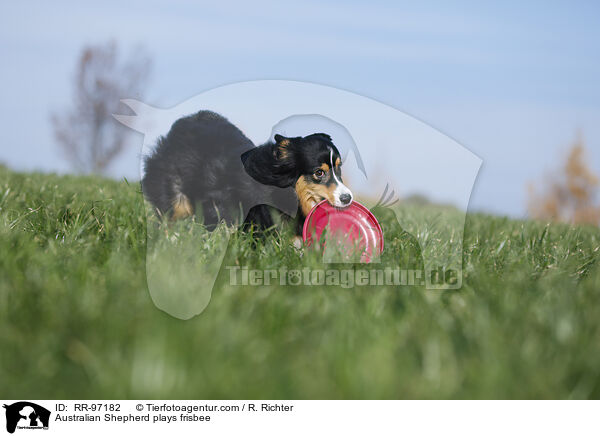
(3, 402, 50, 434)
(115, 80, 481, 320)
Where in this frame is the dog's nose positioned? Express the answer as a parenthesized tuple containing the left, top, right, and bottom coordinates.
(340, 193, 352, 205)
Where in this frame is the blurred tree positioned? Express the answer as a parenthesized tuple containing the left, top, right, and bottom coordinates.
(528, 135, 600, 226)
(51, 41, 151, 174)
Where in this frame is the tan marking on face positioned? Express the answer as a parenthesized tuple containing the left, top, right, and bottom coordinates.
(171, 193, 193, 220)
(335, 157, 341, 167)
(319, 163, 330, 172)
(295, 176, 338, 216)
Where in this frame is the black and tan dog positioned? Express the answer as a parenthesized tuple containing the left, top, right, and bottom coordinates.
(142, 110, 353, 237)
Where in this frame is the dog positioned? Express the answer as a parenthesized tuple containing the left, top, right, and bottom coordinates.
(142, 110, 353, 239)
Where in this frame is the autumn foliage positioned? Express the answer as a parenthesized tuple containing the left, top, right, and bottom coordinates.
(528, 137, 600, 226)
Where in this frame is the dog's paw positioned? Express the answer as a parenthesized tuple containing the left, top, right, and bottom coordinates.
(292, 236, 303, 250)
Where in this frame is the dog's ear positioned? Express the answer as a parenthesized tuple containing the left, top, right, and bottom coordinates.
(273, 134, 292, 159)
(274, 134, 288, 144)
(241, 142, 297, 188)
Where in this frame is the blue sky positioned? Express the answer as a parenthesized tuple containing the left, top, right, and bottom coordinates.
(1, 0, 599, 216)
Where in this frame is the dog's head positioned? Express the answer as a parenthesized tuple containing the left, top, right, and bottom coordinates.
(243, 133, 353, 215)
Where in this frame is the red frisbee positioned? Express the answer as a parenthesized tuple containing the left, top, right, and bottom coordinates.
(302, 200, 384, 263)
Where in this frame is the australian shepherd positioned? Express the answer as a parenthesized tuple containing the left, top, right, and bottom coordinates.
(142, 110, 353, 239)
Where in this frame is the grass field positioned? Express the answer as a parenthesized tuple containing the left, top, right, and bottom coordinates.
(1, 165, 600, 399)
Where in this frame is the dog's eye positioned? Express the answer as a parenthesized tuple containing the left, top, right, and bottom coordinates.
(314, 169, 325, 178)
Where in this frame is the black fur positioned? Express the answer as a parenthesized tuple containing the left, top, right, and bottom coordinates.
(142, 110, 345, 234)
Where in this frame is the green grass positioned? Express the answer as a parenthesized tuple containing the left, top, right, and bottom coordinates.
(1, 165, 600, 399)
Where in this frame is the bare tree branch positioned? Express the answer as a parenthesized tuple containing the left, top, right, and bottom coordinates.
(51, 40, 151, 174)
